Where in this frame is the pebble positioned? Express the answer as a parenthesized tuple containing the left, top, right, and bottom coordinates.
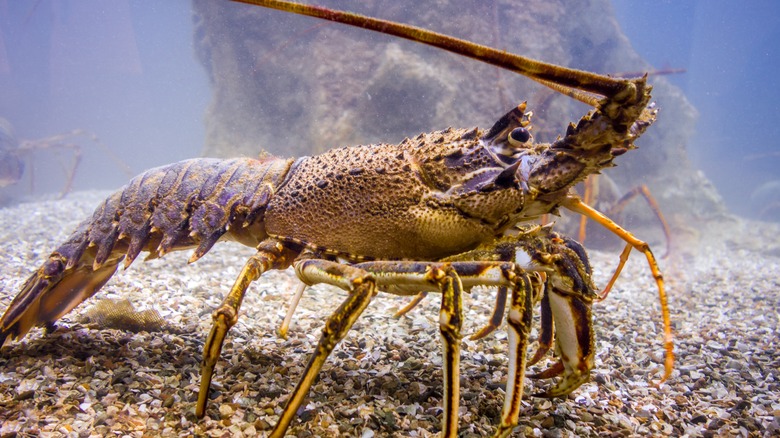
(0, 192, 778, 437)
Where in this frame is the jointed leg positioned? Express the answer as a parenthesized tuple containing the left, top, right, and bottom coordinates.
(563, 195, 673, 380)
(356, 260, 520, 436)
(597, 243, 633, 301)
(197, 240, 297, 418)
(494, 273, 534, 438)
(578, 175, 598, 243)
(278, 282, 307, 338)
(396, 285, 508, 343)
(393, 291, 428, 318)
(265, 257, 544, 437)
(606, 184, 672, 258)
(437, 266, 464, 438)
(527, 288, 595, 394)
(469, 286, 507, 341)
(528, 361, 564, 380)
(577, 177, 672, 259)
(271, 258, 377, 437)
(504, 228, 598, 398)
(534, 290, 594, 397)
(527, 291, 553, 365)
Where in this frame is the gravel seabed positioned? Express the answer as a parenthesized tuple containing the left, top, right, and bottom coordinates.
(0, 190, 778, 437)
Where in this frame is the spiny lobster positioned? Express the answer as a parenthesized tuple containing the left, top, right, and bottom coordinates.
(0, 1, 673, 436)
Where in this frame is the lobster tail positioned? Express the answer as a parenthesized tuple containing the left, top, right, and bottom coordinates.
(1, 157, 293, 345)
(0, 221, 122, 345)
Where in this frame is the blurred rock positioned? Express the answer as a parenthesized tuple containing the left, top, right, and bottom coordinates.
(191, 0, 727, 243)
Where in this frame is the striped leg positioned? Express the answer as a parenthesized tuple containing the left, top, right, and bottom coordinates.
(527, 290, 554, 365)
(494, 273, 534, 437)
(563, 195, 673, 379)
(271, 258, 377, 437)
(197, 239, 297, 418)
(437, 266, 464, 437)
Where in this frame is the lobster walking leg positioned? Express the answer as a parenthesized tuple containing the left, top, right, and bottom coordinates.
(273, 258, 377, 437)
(293, 259, 525, 436)
(578, 179, 673, 258)
(529, 361, 565, 380)
(606, 184, 672, 258)
(528, 290, 553, 366)
(496, 274, 533, 437)
(535, 290, 594, 397)
(469, 286, 507, 341)
(277, 282, 307, 338)
(197, 240, 297, 418)
(438, 266, 464, 438)
(392, 291, 428, 318)
(563, 195, 674, 379)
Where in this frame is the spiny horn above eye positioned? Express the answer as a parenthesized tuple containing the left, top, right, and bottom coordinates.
(482, 103, 534, 163)
(482, 102, 529, 143)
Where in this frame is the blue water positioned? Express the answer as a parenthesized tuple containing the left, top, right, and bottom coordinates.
(0, 0, 209, 196)
(614, 0, 780, 219)
(1, 1, 778, 220)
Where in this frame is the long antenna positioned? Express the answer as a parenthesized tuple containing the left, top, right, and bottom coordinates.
(233, 0, 634, 101)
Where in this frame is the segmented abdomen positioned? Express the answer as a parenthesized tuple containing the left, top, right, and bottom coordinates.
(0, 157, 293, 343)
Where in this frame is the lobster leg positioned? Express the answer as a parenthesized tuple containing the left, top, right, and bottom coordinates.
(393, 291, 428, 318)
(438, 266, 464, 438)
(563, 195, 674, 380)
(378, 262, 530, 437)
(528, 361, 565, 380)
(534, 289, 594, 397)
(469, 286, 507, 341)
(470, 254, 544, 343)
(277, 282, 307, 339)
(271, 258, 377, 436)
(577, 176, 598, 244)
(288, 262, 469, 438)
(398, 285, 509, 342)
(495, 273, 533, 438)
(462, 226, 596, 399)
(196, 240, 297, 418)
(296, 260, 523, 437)
(578, 178, 673, 259)
(521, 230, 596, 397)
(606, 184, 673, 258)
(527, 290, 554, 366)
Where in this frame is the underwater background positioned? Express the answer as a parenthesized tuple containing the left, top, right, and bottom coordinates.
(0, 0, 778, 221)
(0, 1, 780, 220)
(613, 0, 780, 220)
(1, 2, 780, 437)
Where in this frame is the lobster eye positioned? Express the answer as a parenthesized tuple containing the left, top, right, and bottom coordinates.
(508, 127, 531, 146)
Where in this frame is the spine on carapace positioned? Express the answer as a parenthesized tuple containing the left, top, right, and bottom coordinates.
(0, 157, 293, 344)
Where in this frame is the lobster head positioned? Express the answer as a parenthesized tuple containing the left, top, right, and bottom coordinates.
(479, 80, 657, 220)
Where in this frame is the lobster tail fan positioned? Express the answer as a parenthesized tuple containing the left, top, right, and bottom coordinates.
(0, 255, 120, 345)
